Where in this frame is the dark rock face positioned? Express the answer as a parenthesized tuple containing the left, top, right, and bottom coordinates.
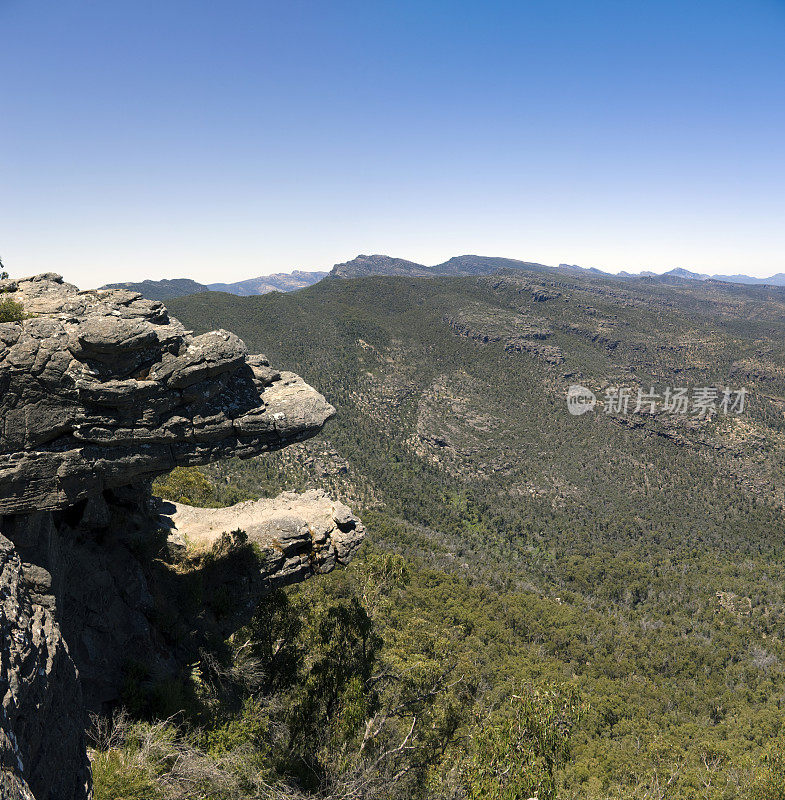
(0, 534, 91, 800)
(0, 275, 364, 800)
(2, 488, 166, 720)
(0, 274, 334, 515)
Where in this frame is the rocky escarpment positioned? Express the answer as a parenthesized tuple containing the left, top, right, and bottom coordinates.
(0, 275, 365, 800)
(0, 273, 333, 514)
(445, 305, 564, 364)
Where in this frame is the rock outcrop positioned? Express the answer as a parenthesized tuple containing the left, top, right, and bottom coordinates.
(0, 275, 365, 799)
(163, 489, 365, 584)
(0, 273, 333, 515)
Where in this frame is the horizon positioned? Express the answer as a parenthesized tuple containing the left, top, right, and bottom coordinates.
(56, 253, 785, 291)
(2, 0, 784, 287)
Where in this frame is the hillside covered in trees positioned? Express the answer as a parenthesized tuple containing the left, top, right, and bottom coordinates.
(118, 267, 785, 799)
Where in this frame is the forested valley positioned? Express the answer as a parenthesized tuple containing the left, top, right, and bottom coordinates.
(96, 268, 785, 798)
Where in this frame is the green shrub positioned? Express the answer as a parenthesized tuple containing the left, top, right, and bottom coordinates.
(153, 466, 216, 506)
(0, 298, 25, 322)
(461, 685, 584, 800)
(749, 736, 785, 800)
(91, 749, 157, 800)
(204, 697, 272, 759)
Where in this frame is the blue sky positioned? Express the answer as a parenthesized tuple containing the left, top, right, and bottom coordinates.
(1, 0, 784, 287)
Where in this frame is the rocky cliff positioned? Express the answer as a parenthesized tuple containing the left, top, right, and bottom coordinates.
(0, 275, 365, 800)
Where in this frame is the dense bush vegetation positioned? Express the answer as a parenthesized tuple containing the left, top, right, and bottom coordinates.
(91, 526, 586, 799)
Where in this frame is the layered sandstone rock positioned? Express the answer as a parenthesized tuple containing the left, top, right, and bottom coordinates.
(0, 273, 334, 514)
(162, 488, 365, 584)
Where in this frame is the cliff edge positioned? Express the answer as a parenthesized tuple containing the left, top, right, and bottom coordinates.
(0, 275, 365, 800)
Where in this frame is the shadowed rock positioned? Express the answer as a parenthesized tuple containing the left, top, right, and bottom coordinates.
(0, 535, 90, 800)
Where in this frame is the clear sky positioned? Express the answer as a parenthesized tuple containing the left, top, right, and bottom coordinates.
(1, 0, 784, 288)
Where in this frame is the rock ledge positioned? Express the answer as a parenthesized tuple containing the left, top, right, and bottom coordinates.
(0, 274, 334, 514)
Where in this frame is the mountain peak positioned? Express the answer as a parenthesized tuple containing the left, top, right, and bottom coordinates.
(329, 254, 552, 279)
(330, 254, 432, 278)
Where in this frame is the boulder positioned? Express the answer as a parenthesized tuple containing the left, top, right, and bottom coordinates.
(162, 489, 365, 585)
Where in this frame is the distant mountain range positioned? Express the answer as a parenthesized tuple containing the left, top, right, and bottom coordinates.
(331, 255, 785, 286)
(638, 266, 785, 286)
(329, 254, 551, 278)
(101, 256, 785, 301)
(208, 270, 330, 295)
(101, 270, 328, 301)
